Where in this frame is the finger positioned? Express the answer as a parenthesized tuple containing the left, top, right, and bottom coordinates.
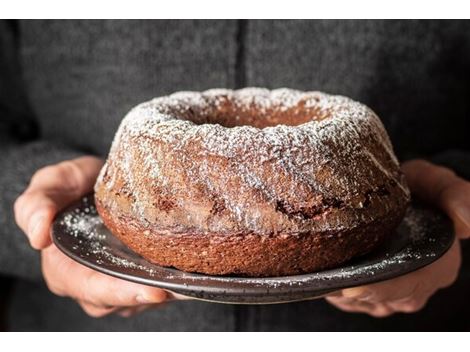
(341, 238, 461, 304)
(327, 295, 396, 318)
(42, 245, 168, 307)
(78, 300, 118, 318)
(79, 271, 168, 307)
(116, 304, 156, 318)
(16, 157, 103, 233)
(325, 296, 378, 315)
(386, 295, 429, 314)
(340, 279, 419, 303)
(340, 272, 430, 305)
(323, 290, 343, 298)
(369, 303, 395, 318)
(14, 156, 104, 249)
(14, 191, 58, 249)
(402, 159, 470, 239)
(166, 291, 192, 301)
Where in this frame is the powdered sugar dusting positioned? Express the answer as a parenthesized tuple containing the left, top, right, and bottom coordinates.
(59, 196, 158, 276)
(55, 197, 452, 301)
(96, 88, 410, 238)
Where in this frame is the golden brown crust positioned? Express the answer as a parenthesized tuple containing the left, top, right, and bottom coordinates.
(94, 88, 410, 277)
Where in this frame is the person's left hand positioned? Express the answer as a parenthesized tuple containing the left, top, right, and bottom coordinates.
(325, 159, 470, 317)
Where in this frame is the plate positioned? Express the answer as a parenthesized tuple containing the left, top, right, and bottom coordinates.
(51, 195, 454, 304)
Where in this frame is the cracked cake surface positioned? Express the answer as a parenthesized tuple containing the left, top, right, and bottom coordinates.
(94, 88, 410, 277)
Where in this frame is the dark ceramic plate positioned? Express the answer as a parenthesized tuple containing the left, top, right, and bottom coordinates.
(51, 195, 454, 304)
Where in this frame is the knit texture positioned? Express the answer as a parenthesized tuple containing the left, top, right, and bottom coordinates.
(1, 20, 470, 331)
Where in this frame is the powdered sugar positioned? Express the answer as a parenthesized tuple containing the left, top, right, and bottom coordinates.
(54, 197, 452, 303)
(61, 198, 101, 240)
(96, 88, 410, 237)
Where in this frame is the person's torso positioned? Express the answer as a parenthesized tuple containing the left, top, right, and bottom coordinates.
(19, 20, 470, 158)
(11, 19, 470, 331)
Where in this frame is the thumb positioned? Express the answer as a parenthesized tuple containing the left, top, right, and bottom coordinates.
(14, 156, 104, 249)
(42, 245, 167, 307)
(402, 159, 470, 239)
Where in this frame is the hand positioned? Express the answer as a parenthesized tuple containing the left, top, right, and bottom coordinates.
(14, 156, 180, 317)
(326, 159, 470, 317)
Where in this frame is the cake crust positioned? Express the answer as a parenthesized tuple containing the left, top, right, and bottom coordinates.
(94, 88, 410, 277)
(96, 197, 405, 277)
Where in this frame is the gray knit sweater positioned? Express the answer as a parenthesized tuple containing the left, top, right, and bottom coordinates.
(1, 20, 469, 331)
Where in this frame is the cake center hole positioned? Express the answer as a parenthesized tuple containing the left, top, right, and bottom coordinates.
(185, 100, 327, 128)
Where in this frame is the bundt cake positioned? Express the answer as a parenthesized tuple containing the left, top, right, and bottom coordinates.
(94, 88, 410, 277)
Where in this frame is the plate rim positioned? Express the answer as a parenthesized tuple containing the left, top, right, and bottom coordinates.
(51, 196, 455, 304)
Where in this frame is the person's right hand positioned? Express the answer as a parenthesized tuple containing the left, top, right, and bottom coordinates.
(14, 156, 176, 317)
(325, 160, 469, 317)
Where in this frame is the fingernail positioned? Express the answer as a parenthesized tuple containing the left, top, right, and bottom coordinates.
(28, 214, 45, 241)
(454, 205, 470, 229)
(136, 289, 167, 304)
(136, 293, 153, 304)
(167, 292, 191, 301)
(342, 287, 370, 299)
(325, 290, 343, 298)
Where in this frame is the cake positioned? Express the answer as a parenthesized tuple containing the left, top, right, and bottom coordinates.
(94, 88, 410, 277)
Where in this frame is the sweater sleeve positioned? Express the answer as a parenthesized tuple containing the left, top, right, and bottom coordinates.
(0, 139, 84, 281)
(0, 20, 86, 281)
